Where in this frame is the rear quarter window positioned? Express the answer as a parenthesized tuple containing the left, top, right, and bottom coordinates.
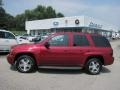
(92, 35, 111, 47)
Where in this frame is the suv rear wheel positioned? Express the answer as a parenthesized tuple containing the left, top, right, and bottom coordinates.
(16, 55, 36, 73)
(85, 58, 102, 75)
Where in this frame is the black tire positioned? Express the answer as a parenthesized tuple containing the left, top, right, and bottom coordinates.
(16, 55, 36, 73)
(85, 58, 102, 75)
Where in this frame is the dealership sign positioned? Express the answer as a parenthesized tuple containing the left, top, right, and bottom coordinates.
(53, 21, 59, 26)
(75, 19, 80, 25)
(89, 22, 102, 29)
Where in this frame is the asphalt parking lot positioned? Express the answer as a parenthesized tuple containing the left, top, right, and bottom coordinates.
(0, 40, 120, 90)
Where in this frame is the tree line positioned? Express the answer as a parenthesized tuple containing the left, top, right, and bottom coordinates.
(0, 4, 64, 31)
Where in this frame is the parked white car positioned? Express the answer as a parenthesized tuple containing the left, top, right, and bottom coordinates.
(22, 34, 36, 42)
(112, 32, 120, 39)
(16, 36, 30, 44)
(41, 35, 48, 40)
(0, 29, 18, 52)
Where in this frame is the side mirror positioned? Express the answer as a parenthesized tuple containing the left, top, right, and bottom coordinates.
(44, 42, 50, 49)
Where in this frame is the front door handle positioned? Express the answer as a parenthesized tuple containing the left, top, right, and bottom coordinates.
(64, 50, 68, 52)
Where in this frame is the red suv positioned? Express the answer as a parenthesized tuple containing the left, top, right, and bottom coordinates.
(7, 32, 114, 75)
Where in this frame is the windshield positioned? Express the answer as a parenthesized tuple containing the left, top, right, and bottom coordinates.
(35, 34, 55, 44)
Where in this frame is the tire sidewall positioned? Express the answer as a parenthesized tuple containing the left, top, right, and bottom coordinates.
(16, 55, 35, 73)
(86, 58, 102, 75)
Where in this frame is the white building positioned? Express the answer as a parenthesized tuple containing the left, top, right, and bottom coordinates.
(25, 16, 118, 37)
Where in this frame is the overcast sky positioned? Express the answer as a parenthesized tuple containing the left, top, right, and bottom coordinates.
(3, 0, 120, 29)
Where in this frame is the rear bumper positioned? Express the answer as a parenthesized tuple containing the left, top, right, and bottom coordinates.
(104, 57, 114, 65)
(111, 57, 114, 64)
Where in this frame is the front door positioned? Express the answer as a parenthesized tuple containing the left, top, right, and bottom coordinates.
(40, 34, 71, 66)
(0, 31, 17, 52)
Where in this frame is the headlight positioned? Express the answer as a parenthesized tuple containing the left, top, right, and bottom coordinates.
(10, 45, 17, 54)
(11, 45, 17, 49)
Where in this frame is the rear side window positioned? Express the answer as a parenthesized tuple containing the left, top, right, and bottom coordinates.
(0, 31, 5, 38)
(92, 36, 111, 47)
(73, 35, 89, 46)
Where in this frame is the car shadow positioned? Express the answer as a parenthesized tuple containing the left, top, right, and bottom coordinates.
(37, 67, 111, 75)
(10, 65, 37, 73)
(101, 66, 111, 73)
(0, 52, 9, 55)
(10, 65, 17, 71)
(38, 68, 84, 74)
(10, 66, 111, 74)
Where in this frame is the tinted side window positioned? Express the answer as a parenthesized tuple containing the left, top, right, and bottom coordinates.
(0, 31, 5, 38)
(5, 32, 15, 39)
(92, 36, 111, 47)
(49, 34, 69, 46)
(73, 35, 89, 46)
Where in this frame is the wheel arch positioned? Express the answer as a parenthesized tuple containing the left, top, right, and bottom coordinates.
(84, 55, 104, 66)
(14, 52, 37, 65)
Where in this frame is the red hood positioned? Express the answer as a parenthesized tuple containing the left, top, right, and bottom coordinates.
(11, 43, 38, 51)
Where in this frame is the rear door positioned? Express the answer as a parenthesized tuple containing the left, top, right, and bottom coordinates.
(69, 34, 91, 65)
(4, 32, 17, 50)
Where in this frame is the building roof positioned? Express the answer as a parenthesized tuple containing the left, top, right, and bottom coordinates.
(25, 16, 118, 32)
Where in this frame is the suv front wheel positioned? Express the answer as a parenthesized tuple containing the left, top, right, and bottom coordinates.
(16, 55, 36, 73)
(85, 58, 102, 75)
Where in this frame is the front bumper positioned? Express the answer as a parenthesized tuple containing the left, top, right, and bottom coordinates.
(7, 54, 15, 65)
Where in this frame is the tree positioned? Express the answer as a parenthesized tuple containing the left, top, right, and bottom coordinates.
(118, 30, 120, 33)
(0, 0, 3, 7)
(15, 14, 26, 31)
(0, 0, 15, 30)
(0, 6, 15, 30)
(0, 7, 7, 29)
(14, 5, 64, 31)
(0, 0, 6, 29)
(0, 3, 64, 31)
(45, 6, 56, 18)
(5, 13, 15, 30)
(57, 12, 64, 17)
